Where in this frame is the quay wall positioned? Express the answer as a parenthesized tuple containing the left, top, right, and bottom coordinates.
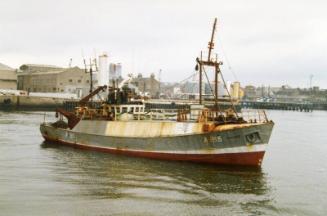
(0, 95, 68, 111)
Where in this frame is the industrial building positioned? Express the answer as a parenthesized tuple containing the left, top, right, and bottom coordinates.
(230, 81, 244, 100)
(0, 63, 17, 90)
(17, 64, 91, 97)
(96, 54, 123, 86)
(244, 85, 257, 99)
(171, 80, 243, 100)
(130, 73, 160, 98)
(98, 54, 109, 86)
(109, 63, 122, 84)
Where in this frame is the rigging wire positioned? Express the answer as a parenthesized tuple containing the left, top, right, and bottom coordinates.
(202, 67, 214, 96)
(217, 36, 238, 81)
(202, 65, 223, 115)
(218, 69, 239, 117)
(178, 71, 198, 84)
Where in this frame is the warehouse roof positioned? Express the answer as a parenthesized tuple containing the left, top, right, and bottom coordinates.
(0, 63, 14, 71)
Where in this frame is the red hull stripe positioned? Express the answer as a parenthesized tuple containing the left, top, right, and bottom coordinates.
(43, 135, 265, 166)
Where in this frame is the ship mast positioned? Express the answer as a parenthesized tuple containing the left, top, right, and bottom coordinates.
(196, 18, 239, 117)
(196, 18, 221, 106)
(207, 18, 217, 62)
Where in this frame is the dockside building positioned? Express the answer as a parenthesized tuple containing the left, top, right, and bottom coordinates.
(0, 63, 17, 90)
(17, 64, 91, 96)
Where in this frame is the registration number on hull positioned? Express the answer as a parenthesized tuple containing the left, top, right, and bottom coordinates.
(203, 135, 223, 144)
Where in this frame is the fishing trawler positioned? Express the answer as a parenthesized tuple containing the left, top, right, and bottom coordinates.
(40, 18, 274, 166)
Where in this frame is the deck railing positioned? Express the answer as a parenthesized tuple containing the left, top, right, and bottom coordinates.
(74, 105, 269, 124)
(239, 109, 269, 123)
(146, 108, 269, 124)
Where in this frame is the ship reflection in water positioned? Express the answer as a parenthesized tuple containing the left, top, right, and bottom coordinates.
(40, 140, 272, 215)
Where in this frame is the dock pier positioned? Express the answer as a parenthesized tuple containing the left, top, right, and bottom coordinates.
(241, 101, 314, 112)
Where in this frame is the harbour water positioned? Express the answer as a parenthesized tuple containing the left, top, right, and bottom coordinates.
(0, 110, 326, 215)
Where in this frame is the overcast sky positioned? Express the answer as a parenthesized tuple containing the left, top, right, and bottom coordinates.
(0, 0, 326, 88)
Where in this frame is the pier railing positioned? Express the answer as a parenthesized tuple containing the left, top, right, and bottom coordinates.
(241, 100, 313, 112)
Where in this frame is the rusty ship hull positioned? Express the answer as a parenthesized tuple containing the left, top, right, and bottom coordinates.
(40, 120, 274, 166)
